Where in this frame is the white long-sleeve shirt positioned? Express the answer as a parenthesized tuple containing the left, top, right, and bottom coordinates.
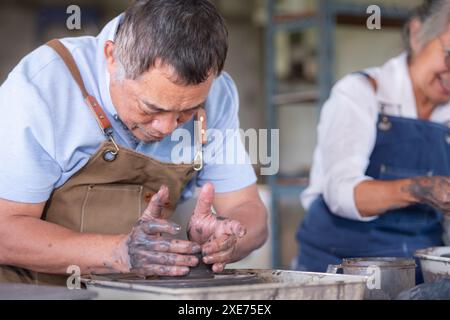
(301, 52, 450, 221)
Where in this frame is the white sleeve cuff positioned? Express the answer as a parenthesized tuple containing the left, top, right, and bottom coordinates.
(324, 176, 378, 222)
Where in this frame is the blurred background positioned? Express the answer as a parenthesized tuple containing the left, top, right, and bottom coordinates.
(0, 0, 423, 269)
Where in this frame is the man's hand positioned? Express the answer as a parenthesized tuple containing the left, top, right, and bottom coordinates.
(187, 183, 246, 273)
(407, 176, 450, 215)
(117, 185, 201, 277)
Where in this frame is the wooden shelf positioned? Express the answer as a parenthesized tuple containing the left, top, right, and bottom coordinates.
(336, 13, 407, 28)
(272, 4, 410, 31)
(273, 11, 315, 24)
(277, 175, 309, 185)
(273, 90, 319, 106)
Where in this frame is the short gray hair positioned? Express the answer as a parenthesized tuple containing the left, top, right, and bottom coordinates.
(113, 0, 228, 85)
(404, 0, 450, 55)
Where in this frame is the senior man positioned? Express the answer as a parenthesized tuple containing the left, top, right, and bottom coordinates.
(0, 0, 267, 285)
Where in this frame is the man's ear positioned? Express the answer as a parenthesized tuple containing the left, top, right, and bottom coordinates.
(104, 40, 116, 74)
(409, 18, 422, 56)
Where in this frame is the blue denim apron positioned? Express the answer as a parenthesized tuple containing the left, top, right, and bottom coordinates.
(296, 78, 450, 283)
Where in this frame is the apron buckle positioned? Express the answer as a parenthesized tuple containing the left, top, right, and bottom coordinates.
(193, 150, 203, 171)
(103, 132, 120, 162)
(378, 116, 392, 131)
(103, 150, 118, 162)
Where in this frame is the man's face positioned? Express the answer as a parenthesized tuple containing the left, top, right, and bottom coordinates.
(107, 47, 215, 143)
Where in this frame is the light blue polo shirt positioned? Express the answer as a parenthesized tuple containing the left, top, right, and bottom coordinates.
(0, 15, 256, 204)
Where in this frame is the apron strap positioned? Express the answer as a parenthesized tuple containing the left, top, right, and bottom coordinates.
(46, 39, 113, 137)
(356, 71, 378, 92)
(356, 72, 394, 131)
(47, 39, 89, 98)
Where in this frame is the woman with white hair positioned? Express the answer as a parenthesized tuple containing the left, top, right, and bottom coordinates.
(296, 0, 450, 283)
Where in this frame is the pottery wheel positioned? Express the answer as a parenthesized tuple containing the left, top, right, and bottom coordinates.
(90, 271, 264, 289)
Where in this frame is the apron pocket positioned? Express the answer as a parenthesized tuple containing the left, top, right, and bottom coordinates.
(81, 184, 143, 234)
(378, 164, 433, 180)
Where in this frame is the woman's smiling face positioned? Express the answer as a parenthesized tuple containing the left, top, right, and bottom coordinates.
(410, 24, 450, 106)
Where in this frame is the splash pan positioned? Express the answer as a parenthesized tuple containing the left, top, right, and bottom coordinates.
(81, 269, 368, 300)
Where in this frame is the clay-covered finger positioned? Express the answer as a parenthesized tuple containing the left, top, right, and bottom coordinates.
(216, 217, 246, 238)
(131, 237, 201, 254)
(202, 246, 234, 265)
(142, 185, 169, 220)
(202, 234, 237, 255)
(193, 183, 215, 217)
(166, 239, 202, 254)
(140, 218, 181, 235)
(212, 263, 226, 273)
(134, 251, 199, 267)
(133, 265, 190, 277)
(133, 237, 202, 254)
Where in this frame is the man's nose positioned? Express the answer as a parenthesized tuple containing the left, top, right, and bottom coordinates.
(152, 113, 179, 135)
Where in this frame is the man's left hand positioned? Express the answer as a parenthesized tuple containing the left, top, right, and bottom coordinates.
(187, 183, 246, 272)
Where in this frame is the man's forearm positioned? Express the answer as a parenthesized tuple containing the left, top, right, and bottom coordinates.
(0, 215, 129, 275)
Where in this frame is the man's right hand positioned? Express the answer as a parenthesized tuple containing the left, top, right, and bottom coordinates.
(407, 176, 450, 215)
(116, 185, 201, 277)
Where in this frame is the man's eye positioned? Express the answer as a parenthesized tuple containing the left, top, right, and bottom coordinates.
(177, 109, 197, 122)
(183, 108, 200, 115)
(137, 103, 157, 116)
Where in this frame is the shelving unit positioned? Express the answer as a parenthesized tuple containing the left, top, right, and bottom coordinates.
(265, 0, 411, 267)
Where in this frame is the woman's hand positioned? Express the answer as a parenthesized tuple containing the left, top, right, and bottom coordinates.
(407, 176, 450, 215)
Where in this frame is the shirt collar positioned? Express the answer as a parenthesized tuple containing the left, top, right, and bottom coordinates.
(96, 14, 124, 118)
(375, 52, 418, 118)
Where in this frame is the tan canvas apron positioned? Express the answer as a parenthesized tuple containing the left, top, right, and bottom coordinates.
(0, 39, 207, 286)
